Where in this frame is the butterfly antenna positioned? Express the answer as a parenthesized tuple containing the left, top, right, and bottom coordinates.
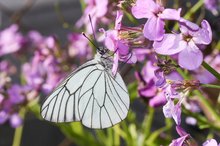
(89, 14, 97, 43)
(82, 32, 101, 52)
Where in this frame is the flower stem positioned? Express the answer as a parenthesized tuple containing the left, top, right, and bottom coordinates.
(200, 84, 220, 89)
(12, 108, 26, 146)
(194, 90, 220, 127)
(173, 0, 204, 30)
(183, 0, 204, 20)
(202, 61, 220, 81)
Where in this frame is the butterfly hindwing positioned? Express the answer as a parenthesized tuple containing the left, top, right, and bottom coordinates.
(79, 69, 129, 129)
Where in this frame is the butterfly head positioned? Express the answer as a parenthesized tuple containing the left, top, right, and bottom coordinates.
(95, 50, 114, 76)
(97, 46, 109, 56)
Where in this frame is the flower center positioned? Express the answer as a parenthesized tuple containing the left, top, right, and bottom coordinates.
(183, 35, 193, 42)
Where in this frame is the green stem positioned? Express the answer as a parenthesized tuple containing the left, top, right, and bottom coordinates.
(200, 84, 220, 89)
(173, 0, 204, 30)
(143, 106, 154, 138)
(141, 106, 154, 145)
(183, 0, 204, 20)
(202, 61, 220, 81)
(12, 108, 26, 146)
(113, 125, 120, 146)
(194, 90, 220, 128)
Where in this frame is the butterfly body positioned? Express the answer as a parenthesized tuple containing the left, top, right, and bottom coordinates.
(41, 52, 130, 129)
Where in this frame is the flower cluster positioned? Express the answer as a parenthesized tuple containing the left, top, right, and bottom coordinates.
(0, 25, 92, 128)
(1, 0, 220, 145)
(99, 0, 220, 144)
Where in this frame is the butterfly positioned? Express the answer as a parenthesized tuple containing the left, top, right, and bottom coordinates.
(40, 46, 130, 129)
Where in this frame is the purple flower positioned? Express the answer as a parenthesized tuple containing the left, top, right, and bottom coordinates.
(169, 126, 198, 146)
(22, 35, 64, 94)
(76, 0, 108, 34)
(28, 31, 44, 45)
(185, 117, 197, 126)
(169, 134, 189, 146)
(22, 53, 63, 94)
(67, 33, 92, 59)
(7, 85, 25, 104)
(10, 113, 22, 128)
(193, 54, 220, 83)
(135, 61, 166, 107)
(0, 24, 24, 56)
(169, 126, 190, 146)
(162, 87, 182, 125)
(204, 0, 219, 15)
(0, 110, 9, 124)
(203, 139, 220, 146)
(131, 0, 181, 41)
(154, 19, 212, 70)
(102, 11, 137, 75)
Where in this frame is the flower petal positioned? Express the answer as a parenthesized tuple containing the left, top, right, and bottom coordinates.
(139, 79, 157, 97)
(0, 111, 8, 124)
(172, 103, 182, 125)
(131, 0, 156, 19)
(154, 34, 186, 55)
(10, 114, 22, 128)
(95, 0, 108, 17)
(178, 45, 203, 70)
(149, 91, 166, 107)
(144, 17, 165, 41)
(112, 52, 119, 76)
(104, 30, 117, 51)
(115, 11, 123, 30)
(163, 100, 174, 118)
(117, 41, 129, 55)
(179, 18, 200, 32)
(119, 52, 137, 64)
(169, 135, 189, 146)
(203, 139, 218, 146)
(160, 8, 181, 20)
(193, 20, 212, 45)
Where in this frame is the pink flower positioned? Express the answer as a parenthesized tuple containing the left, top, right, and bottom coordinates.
(7, 85, 26, 104)
(135, 61, 166, 107)
(204, 0, 219, 15)
(169, 126, 190, 146)
(169, 135, 189, 146)
(193, 54, 220, 83)
(203, 139, 220, 146)
(67, 33, 92, 59)
(76, 0, 108, 34)
(162, 85, 182, 125)
(0, 25, 24, 56)
(102, 11, 137, 75)
(22, 35, 64, 94)
(10, 113, 22, 128)
(131, 0, 181, 41)
(0, 111, 8, 124)
(154, 19, 212, 70)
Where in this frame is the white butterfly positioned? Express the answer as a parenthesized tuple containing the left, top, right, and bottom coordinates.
(40, 49, 130, 129)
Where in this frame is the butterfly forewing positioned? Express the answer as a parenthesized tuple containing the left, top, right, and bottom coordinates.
(41, 57, 130, 129)
(41, 60, 98, 122)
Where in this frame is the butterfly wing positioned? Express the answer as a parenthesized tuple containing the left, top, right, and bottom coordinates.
(41, 59, 98, 122)
(78, 67, 129, 129)
(41, 59, 130, 129)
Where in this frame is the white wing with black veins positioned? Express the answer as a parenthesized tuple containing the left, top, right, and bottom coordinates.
(41, 59, 129, 129)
